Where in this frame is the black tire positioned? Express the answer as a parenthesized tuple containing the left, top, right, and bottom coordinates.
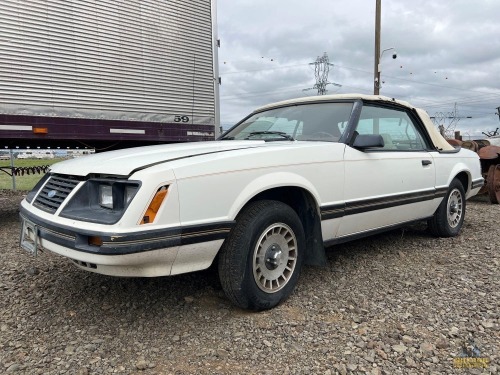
(218, 200, 305, 311)
(428, 178, 466, 237)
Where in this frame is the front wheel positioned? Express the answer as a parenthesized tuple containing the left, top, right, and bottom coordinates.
(218, 200, 305, 311)
(428, 178, 466, 237)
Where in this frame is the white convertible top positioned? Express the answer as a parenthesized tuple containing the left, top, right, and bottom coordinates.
(256, 94, 454, 151)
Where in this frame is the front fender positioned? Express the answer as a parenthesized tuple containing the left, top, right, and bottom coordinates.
(228, 171, 321, 220)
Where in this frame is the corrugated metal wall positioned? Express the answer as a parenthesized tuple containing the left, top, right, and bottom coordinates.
(0, 0, 215, 125)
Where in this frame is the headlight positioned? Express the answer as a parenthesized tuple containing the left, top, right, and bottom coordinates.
(60, 178, 140, 224)
(125, 185, 137, 206)
(99, 185, 113, 209)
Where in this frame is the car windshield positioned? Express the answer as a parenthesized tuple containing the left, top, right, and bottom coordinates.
(220, 102, 353, 142)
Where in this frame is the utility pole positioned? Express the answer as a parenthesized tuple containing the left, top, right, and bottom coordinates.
(373, 1, 397, 95)
(374, 0, 381, 95)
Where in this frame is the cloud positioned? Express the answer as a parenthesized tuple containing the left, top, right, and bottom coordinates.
(217, 0, 500, 136)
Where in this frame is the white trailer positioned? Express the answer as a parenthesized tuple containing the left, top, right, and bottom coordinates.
(0, 0, 219, 149)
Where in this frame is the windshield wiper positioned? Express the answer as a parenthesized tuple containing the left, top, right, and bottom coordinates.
(245, 131, 295, 141)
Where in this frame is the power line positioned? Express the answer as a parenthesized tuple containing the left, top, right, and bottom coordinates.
(220, 84, 306, 100)
(420, 93, 500, 108)
(221, 59, 500, 104)
(218, 58, 500, 119)
(332, 64, 500, 107)
(220, 63, 309, 75)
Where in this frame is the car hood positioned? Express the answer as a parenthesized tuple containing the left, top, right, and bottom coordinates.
(50, 141, 271, 176)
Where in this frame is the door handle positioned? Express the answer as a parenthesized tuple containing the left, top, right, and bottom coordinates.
(422, 160, 432, 166)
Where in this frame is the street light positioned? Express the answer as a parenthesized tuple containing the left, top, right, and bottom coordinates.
(374, 47, 397, 94)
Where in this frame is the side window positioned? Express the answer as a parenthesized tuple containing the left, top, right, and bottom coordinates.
(355, 106, 428, 151)
(298, 102, 352, 141)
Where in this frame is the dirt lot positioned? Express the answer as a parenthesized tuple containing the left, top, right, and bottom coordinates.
(0, 190, 498, 374)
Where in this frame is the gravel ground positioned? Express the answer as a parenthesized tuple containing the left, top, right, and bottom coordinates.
(0, 190, 498, 375)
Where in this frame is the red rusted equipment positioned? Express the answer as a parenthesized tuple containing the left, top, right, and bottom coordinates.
(478, 145, 500, 160)
(477, 145, 500, 204)
(486, 165, 500, 204)
(447, 139, 500, 204)
(475, 139, 491, 148)
(447, 139, 462, 147)
(462, 140, 479, 152)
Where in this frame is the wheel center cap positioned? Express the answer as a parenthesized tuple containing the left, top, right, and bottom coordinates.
(265, 244, 282, 270)
(450, 202, 458, 214)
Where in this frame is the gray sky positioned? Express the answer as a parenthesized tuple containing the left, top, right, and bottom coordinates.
(216, 0, 500, 138)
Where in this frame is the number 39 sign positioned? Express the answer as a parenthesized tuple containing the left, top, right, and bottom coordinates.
(174, 115, 190, 123)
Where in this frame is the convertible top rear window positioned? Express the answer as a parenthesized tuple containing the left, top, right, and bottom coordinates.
(221, 102, 353, 142)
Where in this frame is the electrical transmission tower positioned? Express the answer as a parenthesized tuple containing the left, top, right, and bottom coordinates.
(303, 52, 341, 95)
(478, 106, 499, 138)
(431, 103, 471, 139)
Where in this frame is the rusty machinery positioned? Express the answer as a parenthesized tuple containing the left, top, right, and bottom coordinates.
(447, 138, 500, 204)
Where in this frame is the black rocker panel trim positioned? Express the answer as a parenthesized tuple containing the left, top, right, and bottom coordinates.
(320, 203, 345, 220)
(323, 217, 433, 248)
(320, 187, 448, 220)
(471, 178, 485, 190)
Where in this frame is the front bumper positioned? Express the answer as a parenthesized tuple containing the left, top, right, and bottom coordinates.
(19, 206, 233, 277)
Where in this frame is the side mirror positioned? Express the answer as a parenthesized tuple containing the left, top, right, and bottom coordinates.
(352, 134, 384, 149)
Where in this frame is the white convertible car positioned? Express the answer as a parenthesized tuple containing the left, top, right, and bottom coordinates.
(20, 94, 484, 310)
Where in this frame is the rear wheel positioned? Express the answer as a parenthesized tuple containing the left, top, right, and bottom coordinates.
(218, 200, 305, 311)
(428, 178, 466, 237)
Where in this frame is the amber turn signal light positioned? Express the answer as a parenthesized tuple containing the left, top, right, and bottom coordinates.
(141, 186, 168, 224)
(88, 236, 103, 247)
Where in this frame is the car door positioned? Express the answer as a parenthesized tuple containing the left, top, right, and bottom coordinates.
(337, 104, 437, 238)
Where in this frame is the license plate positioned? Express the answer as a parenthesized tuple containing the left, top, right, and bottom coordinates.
(20, 218, 41, 256)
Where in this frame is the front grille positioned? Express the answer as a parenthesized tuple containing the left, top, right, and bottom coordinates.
(33, 174, 81, 213)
